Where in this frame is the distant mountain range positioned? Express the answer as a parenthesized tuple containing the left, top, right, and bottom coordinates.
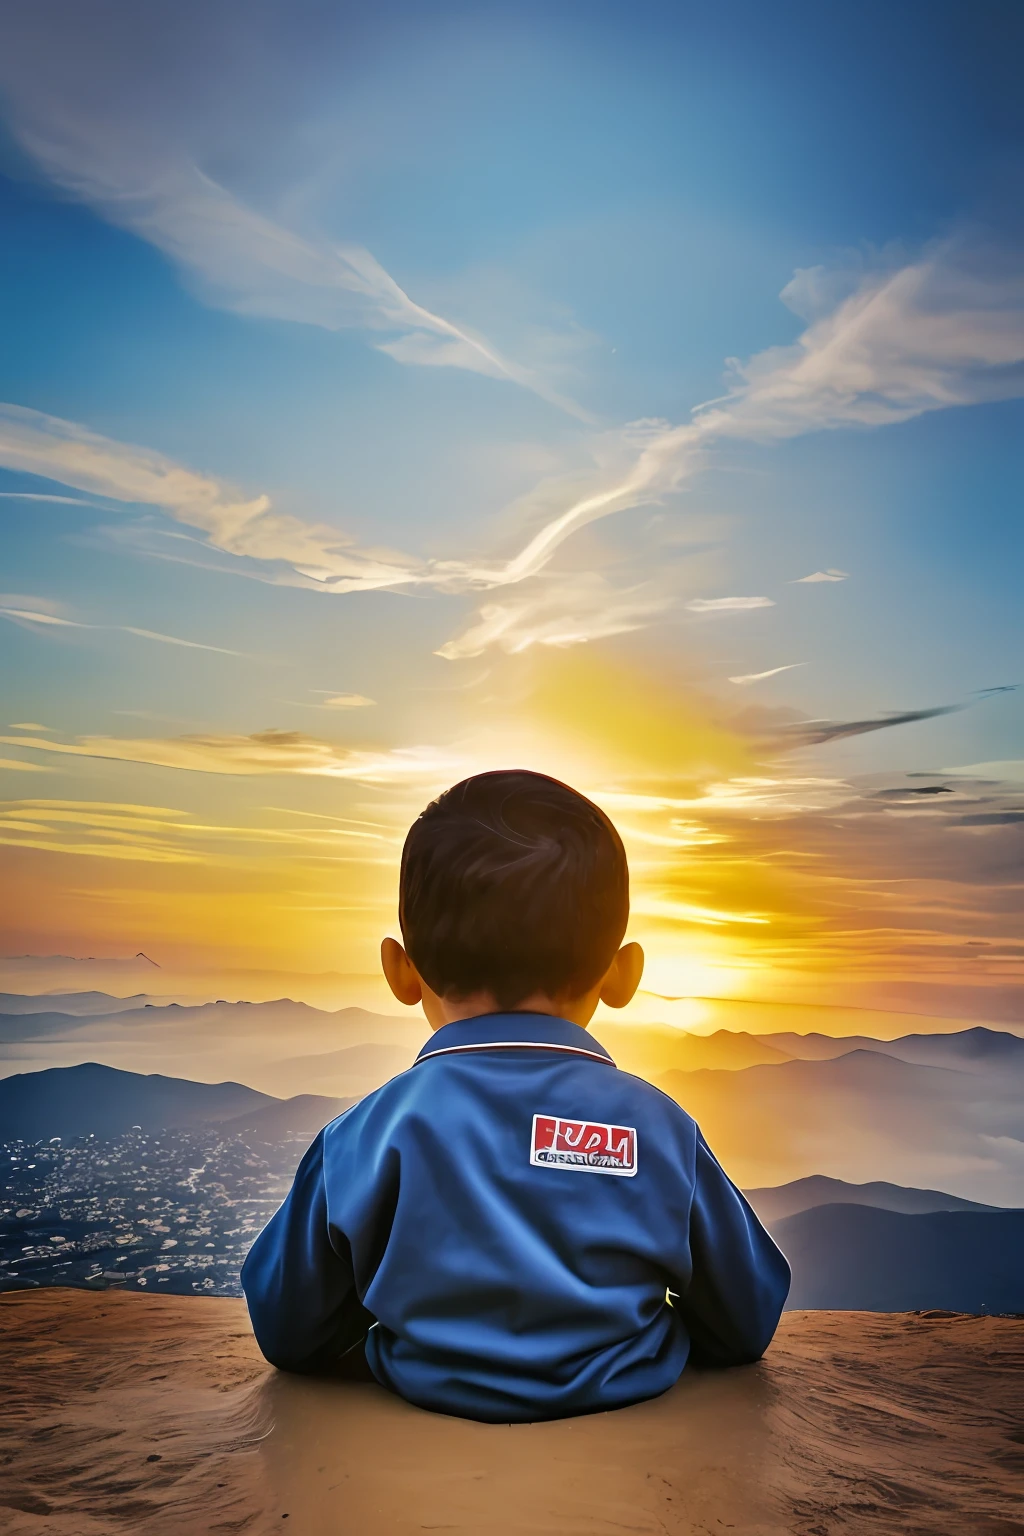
(656, 1048, 1024, 1204)
(0, 1062, 358, 1142)
(0, 999, 414, 1044)
(745, 1174, 1001, 1223)
(218, 1092, 358, 1138)
(2, 991, 1020, 1083)
(3, 996, 1024, 1204)
(0, 1063, 275, 1139)
(597, 1024, 790, 1075)
(0, 992, 168, 1016)
(604, 1024, 1024, 1077)
(759, 1026, 1024, 1074)
(3, 1061, 1022, 1312)
(262, 1043, 416, 1098)
(774, 1205, 1024, 1312)
(0, 999, 427, 1099)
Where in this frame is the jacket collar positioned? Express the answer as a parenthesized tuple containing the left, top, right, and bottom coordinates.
(414, 1011, 615, 1067)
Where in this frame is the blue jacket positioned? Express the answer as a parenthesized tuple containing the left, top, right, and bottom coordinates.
(241, 1012, 791, 1422)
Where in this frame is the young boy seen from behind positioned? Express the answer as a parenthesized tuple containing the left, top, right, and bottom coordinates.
(242, 770, 791, 1421)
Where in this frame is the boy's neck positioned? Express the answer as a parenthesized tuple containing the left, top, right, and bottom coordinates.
(424, 988, 598, 1033)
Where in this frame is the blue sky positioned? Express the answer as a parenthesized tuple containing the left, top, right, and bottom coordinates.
(0, 0, 1021, 1009)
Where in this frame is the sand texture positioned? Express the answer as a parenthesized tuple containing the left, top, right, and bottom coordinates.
(2, 1291, 1022, 1536)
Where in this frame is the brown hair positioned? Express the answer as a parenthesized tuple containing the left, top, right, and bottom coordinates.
(399, 769, 629, 1011)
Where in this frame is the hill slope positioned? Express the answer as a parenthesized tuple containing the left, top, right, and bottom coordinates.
(597, 1024, 791, 1077)
(658, 1048, 1024, 1204)
(0, 1062, 275, 1140)
(0, 992, 159, 1016)
(745, 1174, 1001, 1223)
(879, 1025, 1024, 1073)
(218, 1092, 358, 1138)
(775, 1204, 1024, 1311)
(757, 1025, 1024, 1073)
(255, 1041, 416, 1097)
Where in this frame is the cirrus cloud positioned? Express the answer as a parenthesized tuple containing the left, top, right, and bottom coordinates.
(0, 728, 466, 785)
(687, 596, 775, 613)
(2, 237, 1023, 657)
(436, 573, 672, 660)
(0, 599, 245, 656)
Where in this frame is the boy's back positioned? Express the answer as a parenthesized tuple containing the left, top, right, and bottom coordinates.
(241, 770, 790, 1421)
(242, 1011, 790, 1421)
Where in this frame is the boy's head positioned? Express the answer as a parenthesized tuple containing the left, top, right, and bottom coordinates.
(382, 769, 642, 1027)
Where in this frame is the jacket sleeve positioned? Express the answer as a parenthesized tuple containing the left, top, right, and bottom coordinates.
(240, 1127, 374, 1372)
(676, 1127, 791, 1366)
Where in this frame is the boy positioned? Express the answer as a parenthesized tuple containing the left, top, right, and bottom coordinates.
(242, 770, 790, 1422)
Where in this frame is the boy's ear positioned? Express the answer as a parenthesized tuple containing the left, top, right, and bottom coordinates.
(380, 936, 424, 1007)
(599, 942, 644, 1010)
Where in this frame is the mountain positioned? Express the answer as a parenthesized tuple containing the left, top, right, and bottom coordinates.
(775, 1205, 1024, 1312)
(106, 998, 402, 1034)
(0, 1010, 110, 1044)
(0, 994, 417, 1041)
(660, 1046, 980, 1119)
(745, 1175, 1001, 1224)
(0, 992, 162, 1016)
(0, 997, 428, 1088)
(217, 1093, 359, 1138)
(0, 1063, 275, 1141)
(755, 1031, 884, 1060)
(877, 1026, 1024, 1074)
(257, 1042, 416, 1098)
(597, 1025, 791, 1077)
(756, 1026, 1024, 1073)
(658, 1049, 1024, 1205)
(0, 999, 355, 1048)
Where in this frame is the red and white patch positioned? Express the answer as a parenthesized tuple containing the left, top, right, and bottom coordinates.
(530, 1114, 638, 1177)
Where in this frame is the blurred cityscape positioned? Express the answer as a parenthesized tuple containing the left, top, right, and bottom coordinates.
(0, 1129, 301, 1296)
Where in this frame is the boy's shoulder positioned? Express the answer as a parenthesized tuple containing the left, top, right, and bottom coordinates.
(322, 1042, 698, 1144)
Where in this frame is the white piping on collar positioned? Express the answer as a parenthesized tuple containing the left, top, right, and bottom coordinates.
(414, 1040, 614, 1067)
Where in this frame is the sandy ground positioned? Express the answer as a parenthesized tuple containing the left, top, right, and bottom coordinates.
(2, 1292, 1022, 1536)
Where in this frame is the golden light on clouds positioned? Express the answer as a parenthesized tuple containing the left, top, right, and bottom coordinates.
(0, 640, 1021, 1026)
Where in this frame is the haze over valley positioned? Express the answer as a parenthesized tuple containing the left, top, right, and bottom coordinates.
(3, 978, 1022, 1313)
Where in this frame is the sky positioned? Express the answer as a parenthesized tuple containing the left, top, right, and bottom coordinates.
(0, 0, 1022, 1021)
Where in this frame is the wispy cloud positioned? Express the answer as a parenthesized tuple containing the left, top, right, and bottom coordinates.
(0, 490, 98, 505)
(0, 404, 424, 595)
(0, 406, 685, 606)
(779, 684, 1014, 749)
(703, 241, 1024, 437)
(437, 574, 671, 660)
(438, 238, 1024, 636)
(0, 19, 584, 419)
(0, 797, 404, 866)
(940, 760, 1024, 783)
(0, 729, 465, 784)
(1, 237, 1022, 657)
(308, 692, 376, 710)
(687, 596, 775, 613)
(1, 608, 78, 628)
(0, 600, 245, 656)
(782, 703, 967, 747)
(793, 569, 849, 583)
(0, 758, 53, 773)
(630, 896, 770, 928)
(120, 626, 242, 655)
(729, 664, 805, 685)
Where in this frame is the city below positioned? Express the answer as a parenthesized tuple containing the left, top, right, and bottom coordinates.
(1, 1127, 299, 1296)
